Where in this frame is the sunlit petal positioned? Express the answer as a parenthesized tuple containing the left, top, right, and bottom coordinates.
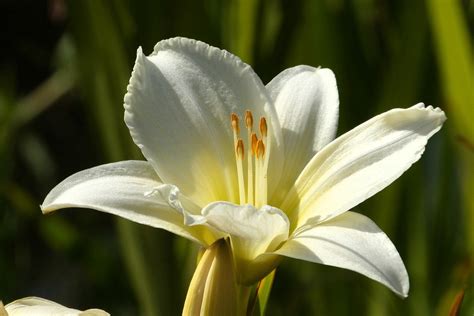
(202, 202, 289, 261)
(267, 66, 339, 204)
(41, 160, 217, 245)
(201, 202, 288, 283)
(276, 211, 409, 297)
(124, 37, 283, 206)
(283, 104, 446, 227)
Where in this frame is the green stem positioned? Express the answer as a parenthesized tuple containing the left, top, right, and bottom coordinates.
(12, 69, 74, 129)
(226, 0, 259, 63)
(255, 270, 275, 315)
(237, 284, 253, 315)
(116, 220, 159, 316)
(88, 60, 160, 316)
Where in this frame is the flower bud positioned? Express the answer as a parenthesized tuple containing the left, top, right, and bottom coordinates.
(183, 238, 238, 315)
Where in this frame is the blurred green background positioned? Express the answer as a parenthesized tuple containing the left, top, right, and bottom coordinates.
(1, 0, 473, 315)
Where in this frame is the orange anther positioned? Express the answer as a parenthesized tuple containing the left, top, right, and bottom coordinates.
(251, 133, 258, 156)
(231, 113, 240, 134)
(259, 117, 267, 137)
(236, 139, 245, 159)
(256, 140, 265, 159)
(245, 110, 253, 129)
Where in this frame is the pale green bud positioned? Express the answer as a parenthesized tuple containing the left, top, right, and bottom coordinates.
(183, 238, 239, 316)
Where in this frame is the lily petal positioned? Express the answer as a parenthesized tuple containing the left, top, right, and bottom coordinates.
(201, 202, 289, 283)
(202, 202, 289, 261)
(41, 160, 216, 245)
(266, 66, 339, 204)
(124, 37, 283, 207)
(4, 297, 109, 316)
(283, 104, 446, 227)
(276, 211, 409, 297)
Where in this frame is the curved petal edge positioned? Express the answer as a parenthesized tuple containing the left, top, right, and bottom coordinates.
(124, 37, 284, 206)
(276, 211, 409, 297)
(41, 160, 214, 245)
(284, 103, 446, 227)
(267, 65, 339, 204)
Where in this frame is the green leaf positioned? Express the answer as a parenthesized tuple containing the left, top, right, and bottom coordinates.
(427, 0, 474, 274)
(427, 0, 474, 142)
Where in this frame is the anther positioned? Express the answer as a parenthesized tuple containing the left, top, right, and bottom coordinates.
(251, 133, 258, 156)
(259, 117, 267, 137)
(231, 113, 240, 134)
(236, 139, 244, 159)
(256, 140, 265, 159)
(245, 110, 253, 129)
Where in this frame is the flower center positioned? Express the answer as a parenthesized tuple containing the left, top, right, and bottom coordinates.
(231, 111, 269, 207)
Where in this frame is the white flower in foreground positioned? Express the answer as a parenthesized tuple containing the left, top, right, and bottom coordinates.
(1, 297, 109, 316)
(41, 37, 446, 297)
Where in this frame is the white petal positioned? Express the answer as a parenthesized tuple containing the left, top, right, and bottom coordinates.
(267, 66, 338, 204)
(201, 202, 288, 283)
(41, 160, 217, 245)
(202, 202, 289, 261)
(282, 104, 446, 227)
(124, 37, 283, 207)
(4, 297, 109, 316)
(276, 212, 409, 297)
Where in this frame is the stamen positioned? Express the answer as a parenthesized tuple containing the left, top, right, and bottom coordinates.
(255, 140, 266, 207)
(256, 140, 265, 158)
(259, 117, 267, 137)
(245, 110, 253, 129)
(230, 112, 269, 207)
(236, 139, 245, 158)
(259, 117, 269, 206)
(246, 110, 254, 205)
(235, 139, 246, 205)
(230, 113, 240, 151)
(231, 112, 240, 151)
(251, 133, 258, 156)
(231, 113, 240, 135)
(254, 140, 261, 207)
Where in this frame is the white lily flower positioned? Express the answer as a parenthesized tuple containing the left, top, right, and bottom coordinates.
(41, 37, 446, 298)
(1, 297, 109, 315)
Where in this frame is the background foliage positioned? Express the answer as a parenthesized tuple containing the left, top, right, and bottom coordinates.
(1, 0, 472, 315)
